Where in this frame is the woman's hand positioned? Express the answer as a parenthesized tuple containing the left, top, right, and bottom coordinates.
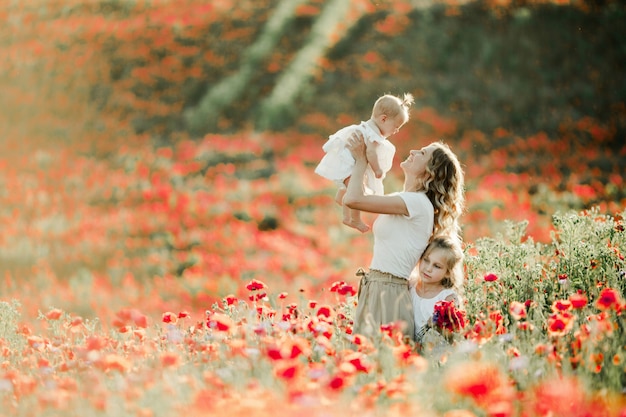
(346, 130, 367, 161)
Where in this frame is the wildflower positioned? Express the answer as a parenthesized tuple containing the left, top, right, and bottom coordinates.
(489, 311, 507, 335)
(352, 334, 366, 346)
(85, 336, 106, 351)
(330, 281, 357, 296)
(530, 376, 602, 417)
(316, 305, 332, 319)
(161, 351, 181, 368)
(266, 338, 309, 360)
(328, 375, 346, 391)
(206, 312, 233, 332)
(590, 353, 604, 373)
(274, 361, 299, 380)
(338, 284, 357, 296)
(162, 312, 177, 324)
(612, 354, 621, 366)
(343, 352, 371, 373)
(45, 308, 63, 320)
(596, 287, 622, 310)
(547, 311, 575, 337)
(27, 336, 46, 351)
(245, 279, 266, 291)
(444, 360, 514, 416)
(552, 299, 572, 312)
(249, 292, 267, 302)
(178, 311, 190, 318)
(509, 301, 527, 320)
(224, 294, 238, 306)
(569, 291, 588, 309)
(99, 354, 131, 373)
(484, 273, 498, 282)
(433, 300, 467, 332)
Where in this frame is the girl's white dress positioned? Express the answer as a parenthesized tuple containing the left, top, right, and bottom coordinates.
(314, 121, 395, 195)
(410, 287, 457, 341)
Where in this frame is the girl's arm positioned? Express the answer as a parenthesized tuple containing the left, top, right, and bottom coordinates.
(445, 293, 460, 305)
(344, 133, 408, 215)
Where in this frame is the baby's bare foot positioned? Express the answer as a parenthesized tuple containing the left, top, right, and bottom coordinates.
(343, 218, 370, 233)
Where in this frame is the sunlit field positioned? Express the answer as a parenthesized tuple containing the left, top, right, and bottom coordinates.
(1, 1, 625, 416)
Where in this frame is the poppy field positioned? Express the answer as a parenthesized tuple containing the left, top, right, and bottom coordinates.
(1, 1, 625, 416)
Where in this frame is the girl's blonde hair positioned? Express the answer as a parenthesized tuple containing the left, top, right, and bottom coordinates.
(372, 93, 415, 123)
(422, 235, 464, 296)
(421, 142, 465, 239)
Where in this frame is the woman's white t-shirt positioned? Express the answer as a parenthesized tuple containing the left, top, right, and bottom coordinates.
(369, 192, 434, 279)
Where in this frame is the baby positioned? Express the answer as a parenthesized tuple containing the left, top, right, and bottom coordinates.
(315, 93, 414, 232)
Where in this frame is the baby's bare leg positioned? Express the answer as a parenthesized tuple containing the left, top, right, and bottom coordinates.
(343, 207, 370, 233)
(335, 187, 346, 206)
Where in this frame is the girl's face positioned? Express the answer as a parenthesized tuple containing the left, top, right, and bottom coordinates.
(418, 247, 450, 285)
(377, 114, 406, 138)
(400, 144, 436, 177)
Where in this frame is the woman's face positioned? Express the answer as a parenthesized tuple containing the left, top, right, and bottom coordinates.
(400, 144, 436, 177)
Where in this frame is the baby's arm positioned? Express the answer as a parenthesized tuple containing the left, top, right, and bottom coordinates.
(365, 140, 383, 178)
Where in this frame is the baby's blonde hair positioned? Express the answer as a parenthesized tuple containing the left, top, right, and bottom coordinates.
(372, 93, 414, 124)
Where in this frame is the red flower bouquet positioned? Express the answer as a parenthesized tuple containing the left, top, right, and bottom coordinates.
(432, 300, 467, 333)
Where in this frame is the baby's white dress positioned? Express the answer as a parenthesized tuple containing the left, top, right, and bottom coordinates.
(314, 121, 395, 195)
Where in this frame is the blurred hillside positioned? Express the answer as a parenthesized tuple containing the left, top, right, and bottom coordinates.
(1, 0, 625, 243)
(1, 0, 625, 314)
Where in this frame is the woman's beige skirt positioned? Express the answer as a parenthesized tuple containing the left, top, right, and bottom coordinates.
(353, 269, 415, 342)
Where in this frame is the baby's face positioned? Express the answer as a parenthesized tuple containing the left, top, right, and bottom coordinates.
(378, 114, 406, 138)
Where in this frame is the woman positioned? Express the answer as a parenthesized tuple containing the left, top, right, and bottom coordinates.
(344, 132, 465, 342)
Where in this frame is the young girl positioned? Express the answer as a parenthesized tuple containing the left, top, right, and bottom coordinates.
(315, 93, 414, 233)
(410, 235, 464, 344)
(344, 135, 465, 342)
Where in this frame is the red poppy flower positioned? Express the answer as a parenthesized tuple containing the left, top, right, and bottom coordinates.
(206, 313, 233, 332)
(433, 300, 467, 332)
(547, 311, 575, 337)
(328, 375, 345, 391)
(245, 279, 266, 291)
(224, 294, 238, 306)
(316, 305, 332, 318)
(509, 301, 527, 320)
(162, 312, 177, 324)
(596, 287, 621, 310)
(274, 362, 299, 380)
(569, 292, 588, 309)
(444, 361, 514, 412)
(45, 308, 63, 320)
(344, 352, 371, 373)
(484, 273, 498, 282)
(552, 299, 572, 312)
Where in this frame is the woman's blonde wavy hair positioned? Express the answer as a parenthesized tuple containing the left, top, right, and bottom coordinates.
(420, 142, 465, 238)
